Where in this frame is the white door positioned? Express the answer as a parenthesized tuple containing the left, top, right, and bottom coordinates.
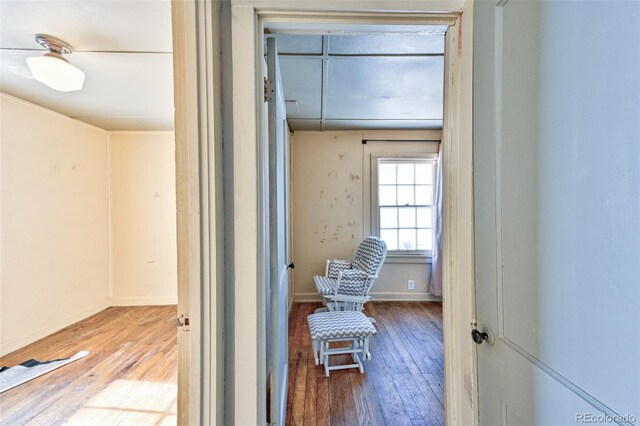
(266, 37, 290, 426)
(474, 1, 640, 424)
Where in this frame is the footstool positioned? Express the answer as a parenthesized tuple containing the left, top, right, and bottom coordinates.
(307, 311, 377, 377)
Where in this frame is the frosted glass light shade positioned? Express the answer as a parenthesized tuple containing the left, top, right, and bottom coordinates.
(26, 53, 85, 92)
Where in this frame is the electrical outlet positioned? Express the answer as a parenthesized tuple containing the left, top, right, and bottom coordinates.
(408, 280, 415, 291)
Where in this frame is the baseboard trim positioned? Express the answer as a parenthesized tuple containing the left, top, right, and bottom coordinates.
(0, 299, 111, 357)
(371, 292, 442, 301)
(111, 296, 178, 306)
(288, 297, 294, 314)
(293, 292, 442, 303)
(293, 293, 324, 302)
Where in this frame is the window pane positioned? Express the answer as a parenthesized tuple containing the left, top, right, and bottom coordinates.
(378, 163, 396, 184)
(398, 207, 416, 228)
(379, 186, 396, 205)
(415, 185, 434, 205)
(397, 163, 414, 185)
(416, 163, 434, 184)
(417, 207, 433, 228)
(397, 186, 414, 206)
(380, 207, 398, 228)
(417, 229, 433, 250)
(398, 229, 417, 250)
(380, 229, 398, 250)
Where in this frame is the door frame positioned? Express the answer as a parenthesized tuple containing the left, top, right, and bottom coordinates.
(172, 1, 224, 425)
(171, 0, 477, 424)
(228, 3, 477, 426)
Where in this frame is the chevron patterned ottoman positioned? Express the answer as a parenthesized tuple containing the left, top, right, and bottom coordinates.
(307, 311, 377, 377)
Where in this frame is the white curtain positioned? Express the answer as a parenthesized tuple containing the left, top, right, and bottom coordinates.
(429, 143, 443, 297)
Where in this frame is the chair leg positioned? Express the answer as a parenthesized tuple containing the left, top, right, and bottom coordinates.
(350, 339, 360, 363)
(354, 352, 364, 374)
(364, 336, 371, 361)
(324, 341, 330, 377)
(312, 340, 319, 365)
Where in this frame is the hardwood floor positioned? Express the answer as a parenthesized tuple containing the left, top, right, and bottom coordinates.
(286, 302, 444, 426)
(0, 305, 177, 426)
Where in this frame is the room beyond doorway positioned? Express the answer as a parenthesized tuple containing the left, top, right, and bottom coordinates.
(266, 26, 447, 426)
(224, 5, 475, 424)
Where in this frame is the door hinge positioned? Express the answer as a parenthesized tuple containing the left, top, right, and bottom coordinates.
(264, 77, 274, 102)
(177, 313, 190, 331)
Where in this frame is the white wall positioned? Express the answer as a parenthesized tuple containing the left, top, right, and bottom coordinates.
(0, 94, 177, 356)
(109, 132, 177, 306)
(0, 93, 111, 356)
(291, 130, 442, 302)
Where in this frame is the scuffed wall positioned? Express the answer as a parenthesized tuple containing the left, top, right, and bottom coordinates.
(291, 130, 441, 301)
(0, 93, 111, 356)
(0, 94, 178, 356)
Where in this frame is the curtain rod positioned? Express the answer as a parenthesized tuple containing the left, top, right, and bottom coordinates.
(362, 139, 441, 144)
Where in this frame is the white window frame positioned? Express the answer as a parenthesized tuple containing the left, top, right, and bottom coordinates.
(371, 153, 439, 263)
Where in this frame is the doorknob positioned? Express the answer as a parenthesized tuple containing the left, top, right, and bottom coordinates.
(471, 327, 495, 345)
(287, 263, 295, 269)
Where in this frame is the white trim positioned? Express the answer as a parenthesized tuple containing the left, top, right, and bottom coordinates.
(111, 297, 178, 306)
(295, 292, 442, 303)
(0, 299, 111, 357)
(441, 10, 478, 425)
(288, 295, 295, 313)
(171, 0, 223, 424)
(371, 153, 439, 255)
(230, 5, 261, 426)
(385, 254, 433, 264)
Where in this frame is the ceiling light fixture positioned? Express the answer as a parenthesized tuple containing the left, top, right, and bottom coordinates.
(26, 34, 85, 92)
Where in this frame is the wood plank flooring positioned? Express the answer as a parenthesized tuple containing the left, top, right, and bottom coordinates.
(0, 305, 177, 426)
(286, 302, 444, 426)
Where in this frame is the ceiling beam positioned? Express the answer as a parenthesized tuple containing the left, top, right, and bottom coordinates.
(0, 47, 172, 54)
(279, 52, 444, 58)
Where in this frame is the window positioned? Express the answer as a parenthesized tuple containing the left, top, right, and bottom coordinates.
(373, 156, 437, 257)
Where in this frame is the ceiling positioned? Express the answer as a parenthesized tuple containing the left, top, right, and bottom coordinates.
(0, 4, 444, 133)
(271, 32, 446, 131)
(0, 1, 174, 131)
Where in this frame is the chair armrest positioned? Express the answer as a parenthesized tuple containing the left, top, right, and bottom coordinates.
(324, 294, 372, 304)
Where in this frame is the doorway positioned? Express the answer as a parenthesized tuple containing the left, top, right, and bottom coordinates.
(263, 27, 447, 424)
(224, 8, 475, 425)
(171, 2, 475, 424)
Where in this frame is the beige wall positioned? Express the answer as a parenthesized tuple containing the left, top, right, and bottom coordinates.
(0, 94, 111, 356)
(291, 130, 442, 301)
(109, 132, 177, 305)
(0, 94, 177, 356)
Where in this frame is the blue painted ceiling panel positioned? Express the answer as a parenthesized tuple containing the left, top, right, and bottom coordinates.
(325, 56, 444, 120)
(279, 57, 323, 119)
(327, 34, 444, 55)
